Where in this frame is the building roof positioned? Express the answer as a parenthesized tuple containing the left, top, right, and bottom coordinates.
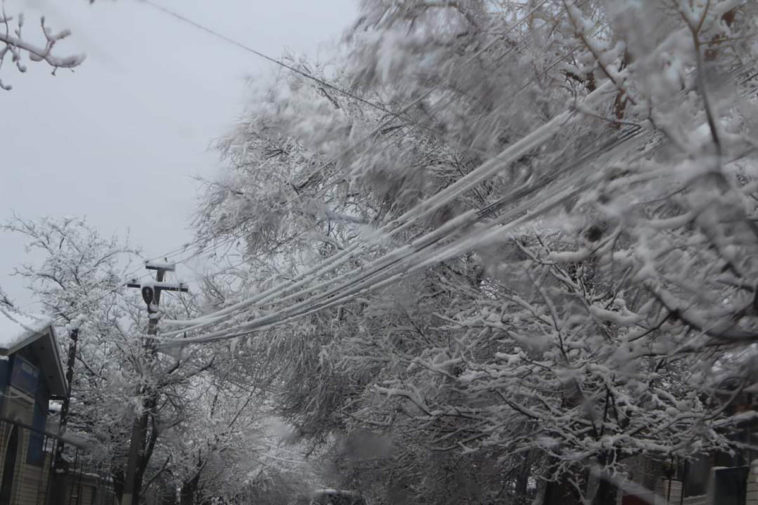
(0, 309, 51, 351)
(0, 307, 68, 399)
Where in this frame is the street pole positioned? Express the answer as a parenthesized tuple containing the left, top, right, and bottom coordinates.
(49, 326, 80, 505)
(122, 261, 188, 505)
(54, 327, 79, 463)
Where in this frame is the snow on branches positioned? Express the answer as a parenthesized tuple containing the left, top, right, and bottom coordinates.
(0, 8, 84, 90)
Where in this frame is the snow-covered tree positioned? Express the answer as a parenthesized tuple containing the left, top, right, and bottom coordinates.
(4, 217, 217, 504)
(191, 1, 758, 503)
(153, 368, 315, 505)
(3, 216, 139, 499)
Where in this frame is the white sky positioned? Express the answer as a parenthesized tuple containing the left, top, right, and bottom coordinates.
(0, 0, 357, 310)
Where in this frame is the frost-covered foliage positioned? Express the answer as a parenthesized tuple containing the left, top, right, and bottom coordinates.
(4, 216, 134, 320)
(193, 1, 758, 504)
(151, 365, 315, 504)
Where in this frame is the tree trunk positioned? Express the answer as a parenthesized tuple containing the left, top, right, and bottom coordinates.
(590, 452, 617, 505)
(591, 477, 616, 505)
(180, 473, 200, 505)
(112, 466, 126, 504)
(515, 455, 531, 504)
(122, 409, 149, 505)
(133, 407, 159, 505)
(543, 473, 583, 505)
(123, 394, 160, 505)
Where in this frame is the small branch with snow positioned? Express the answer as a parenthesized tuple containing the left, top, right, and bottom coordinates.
(0, 10, 84, 90)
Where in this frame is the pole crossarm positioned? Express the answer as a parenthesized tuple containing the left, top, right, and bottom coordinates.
(127, 275, 189, 313)
(144, 260, 176, 272)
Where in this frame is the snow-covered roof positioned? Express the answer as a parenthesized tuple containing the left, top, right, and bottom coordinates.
(0, 307, 67, 398)
(0, 308, 53, 353)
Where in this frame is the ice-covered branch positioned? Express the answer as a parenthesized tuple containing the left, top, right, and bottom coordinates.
(0, 12, 84, 90)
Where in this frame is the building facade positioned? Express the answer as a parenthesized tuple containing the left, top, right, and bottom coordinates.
(0, 309, 113, 505)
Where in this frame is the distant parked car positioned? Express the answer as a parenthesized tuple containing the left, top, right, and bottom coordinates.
(309, 488, 367, 505)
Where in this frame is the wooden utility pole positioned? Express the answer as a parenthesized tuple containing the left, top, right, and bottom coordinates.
(122, 261, 188, 505)
(49, 326, 80, 505)
(57, 328, 79, 447)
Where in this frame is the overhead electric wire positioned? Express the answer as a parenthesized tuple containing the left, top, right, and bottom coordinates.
(157, 108, 579, 334)
(157, 75, 625, 339)
(160, 120, 649, 343)
(130, 1, 559, 334)
(159, 124, 650, 346)
(155, 86, 694, 345)
(153, 109, 641, 342)
(178, 117, 698, 348)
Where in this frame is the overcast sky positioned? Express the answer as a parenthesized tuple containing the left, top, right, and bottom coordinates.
(0, 0, 357, 311)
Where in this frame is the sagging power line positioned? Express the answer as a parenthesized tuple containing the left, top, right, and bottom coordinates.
(157, 124, 651, 347)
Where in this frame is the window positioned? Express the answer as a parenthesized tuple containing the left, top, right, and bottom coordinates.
(9, 355, 38, 397)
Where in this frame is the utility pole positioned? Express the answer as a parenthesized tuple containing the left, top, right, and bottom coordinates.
(49, 325, 80, 505)
(57, 328, 79, 446)
(122, 261, 188, 505)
